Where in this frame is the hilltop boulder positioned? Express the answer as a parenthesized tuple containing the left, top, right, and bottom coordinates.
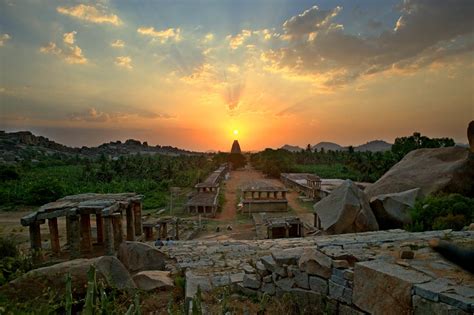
(314, 180, 379, 234)
(365, 146, 473, 198)
(370, 188, 421, 229)
(468, 120, 474, 153)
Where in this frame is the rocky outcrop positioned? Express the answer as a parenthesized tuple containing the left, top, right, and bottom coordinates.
(117, 241, 168, 273)
(365, 146, 474, 198)
(314, 180, 379, 234)
(8, 256, 135, 298)
(469, 120, 474, 153)
(132, 270, 174, 291)
(370, 188, 421, 229)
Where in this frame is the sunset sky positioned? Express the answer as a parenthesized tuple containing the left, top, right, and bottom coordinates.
(1, 0, 473, 151)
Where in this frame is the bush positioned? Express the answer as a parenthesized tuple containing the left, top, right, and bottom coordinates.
(407, 194, 474, 231)
(0, 237, 33, 285)
(0, 165, 20, 181)
(26, 178, 65, 205)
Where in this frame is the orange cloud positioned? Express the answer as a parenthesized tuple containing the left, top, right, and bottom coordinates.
(57, 4, 122, 26)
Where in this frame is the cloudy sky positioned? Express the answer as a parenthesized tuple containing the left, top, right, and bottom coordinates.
(0, 0, 473, 151)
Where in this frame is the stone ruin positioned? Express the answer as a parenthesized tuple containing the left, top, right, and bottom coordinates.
(20, 193, 143, 261)
(186, 164, 228, 217)
(264, 216, 303, 239)
(157, 229, 474, 314)
(241, 181, 289, 213)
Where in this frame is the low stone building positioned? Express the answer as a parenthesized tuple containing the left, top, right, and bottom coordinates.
(281, 173, 323, 200)
(241, 181, 288, 213)
(264, 216, 303, 239)
(186, 164, 228, 217)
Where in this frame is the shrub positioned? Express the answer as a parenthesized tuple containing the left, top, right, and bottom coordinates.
(407, 194, 474, 231)
(0, 165, 20, 181)
(0, 237, 33, 285)
(26, 178, 65, 205)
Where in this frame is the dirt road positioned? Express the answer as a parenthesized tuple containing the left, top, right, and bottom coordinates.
(218, 166, 312, 219)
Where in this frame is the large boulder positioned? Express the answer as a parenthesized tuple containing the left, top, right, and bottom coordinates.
(117, 241, 167, 273)
(7, 256, 135, 299)
(132, 270, 174, 291)
(365, 146, 474, 198)
(314, 180, 379, 234)
(370, 188, 421, 229)
(468, 120, 474, 153)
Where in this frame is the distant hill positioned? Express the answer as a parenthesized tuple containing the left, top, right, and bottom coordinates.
(0, 130, 199, 163)
(354, 140, 392, 152)
(312, 142, 346, 152)
(280, 144, 304, 152)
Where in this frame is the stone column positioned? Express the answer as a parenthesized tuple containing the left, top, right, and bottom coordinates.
(175, 220, 179, 240)
(80, 213, 93, 253)
(96, 213, 104, 245)
(144, 227, 154, 241)
(282, 191, 287, 199)
(133, 202, 142, 237)
(160, 222, 167, 239)
(285, 226, 290, 238)
(126, 205, 135, 241)
(267, 227, 272, 239)
(69, 215, 81, 259)
(48, 218, 60, 255)
(112, 214, 123, 249)
(66, 216, 71, 245)
(29, 222, 42, 263)
(103, 216, 114, 256)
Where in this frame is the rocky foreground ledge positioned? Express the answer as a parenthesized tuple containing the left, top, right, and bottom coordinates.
(156, 229, 473, 314)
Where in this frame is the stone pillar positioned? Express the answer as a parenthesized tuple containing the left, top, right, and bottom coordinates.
(80, 213, 93, 253)
(96, 213, 104, 244)
(267, 227, 273, 239)
(69, 215, 81, 259)
(48, 218, 60, 255)
(175, 220, 179, 240)
(66, 216, 71, 245)
(133, 202, 142, 237)
(282, 191, 287, 199)
(126, 205, 135, 241)
(285, 226, 290, 238)
(144, 227, 154, 241)
(160, 222, 167, 239)
(112, 214, 123, 249)
(29, 222, 42, 263)
(103, 216, 114, 256)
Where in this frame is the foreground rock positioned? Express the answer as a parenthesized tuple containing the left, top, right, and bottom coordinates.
(314, 180, 379, 234)
(365, 146, 473, 198)
(370, 188, 420, 229)
(8, 256, 135, 298)
(117, 241, 167, 273)
(132, 270, 174, 291)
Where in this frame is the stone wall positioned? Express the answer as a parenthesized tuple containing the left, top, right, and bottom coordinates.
(158, 229, 473, 314)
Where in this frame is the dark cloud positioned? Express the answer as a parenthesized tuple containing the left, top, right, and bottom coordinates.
(265, 0, 474, 86)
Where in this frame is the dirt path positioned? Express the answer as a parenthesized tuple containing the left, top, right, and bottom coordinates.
(217, 166, 313, 224)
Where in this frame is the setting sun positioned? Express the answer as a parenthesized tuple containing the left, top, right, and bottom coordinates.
(233, 129, 239, 136)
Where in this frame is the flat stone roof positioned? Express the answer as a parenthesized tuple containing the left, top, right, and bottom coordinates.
(21, 193, 142, 226)
(186, 192, 219, 207)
